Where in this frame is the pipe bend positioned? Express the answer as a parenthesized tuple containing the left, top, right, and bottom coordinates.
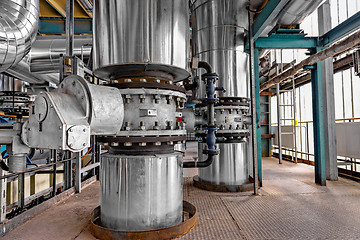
(183, 154, 215, 168)
(0, 0, 39, 73)
(198, 61, 213, 74)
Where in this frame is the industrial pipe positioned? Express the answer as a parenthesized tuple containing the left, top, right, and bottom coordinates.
(6, 58, 47, 84)
(184, 61, 220, 168)
(183, 155, 215, 168)
(198, 61, 214, 74)
(260, 29, 360, 92)
(0, 0, 39, 72)
(29, 35, 92, 74)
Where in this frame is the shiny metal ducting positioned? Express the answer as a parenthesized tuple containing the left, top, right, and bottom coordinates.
(191, 0, 249, 98)
(258, 0, 325, 37)
(30, 35, 92, 74)
(0, 74, 24, 92)
(0, 0, 39, 72)
(279, 0, 325, 26)
(198, 143, 249, 185)
(6, 57, 50, 84)
(93, 0, 190, 81)
(191, 0, 251, 191)
(101, 153, 183, 231)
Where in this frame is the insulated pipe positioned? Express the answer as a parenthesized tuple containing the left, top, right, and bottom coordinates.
(260, 29, 360, 92)
(6, 58, 47, 84)
(0, 0, 39, 72)
(29, 35, 92, 74)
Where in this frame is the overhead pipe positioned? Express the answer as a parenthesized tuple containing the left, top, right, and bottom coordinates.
(260, 29, 360, 92)
(29, 35, 92, 73)
(6, 58, 47, 84)
(0, 0, 39, 72)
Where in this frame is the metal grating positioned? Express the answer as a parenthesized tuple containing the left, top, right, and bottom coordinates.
(178, 218, 245, 240)
(221, 193, 360, 240)
(259, 179, 326, 195)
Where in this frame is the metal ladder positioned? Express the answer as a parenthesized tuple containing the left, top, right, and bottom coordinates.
(276, 75, 298, 164)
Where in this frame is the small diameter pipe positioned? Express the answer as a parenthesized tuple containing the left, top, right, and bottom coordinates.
(184, 61, 220, 168)
(198, 61, 213, 74)
(183, 154, 215, 168)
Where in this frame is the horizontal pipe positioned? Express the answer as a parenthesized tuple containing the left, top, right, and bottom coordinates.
(260, 29, 360, 92)
(6, 59, 47, 84)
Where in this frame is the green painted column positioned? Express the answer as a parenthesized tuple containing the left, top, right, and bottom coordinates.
(254, 49, 262, 186)
(309, 48, 327, 186)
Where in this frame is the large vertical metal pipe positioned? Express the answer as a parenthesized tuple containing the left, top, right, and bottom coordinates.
(93, 0, 190, 231)
(191, 0, 251, 188)
(93, 0, 190, 82)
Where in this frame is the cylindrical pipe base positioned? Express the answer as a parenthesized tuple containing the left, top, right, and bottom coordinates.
(100, 152, 183, 231)
(8, 154, 26, 173)
(198, 142, 249, 186)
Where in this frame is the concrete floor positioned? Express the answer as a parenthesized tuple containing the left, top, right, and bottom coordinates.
(3, 147, 360, 239)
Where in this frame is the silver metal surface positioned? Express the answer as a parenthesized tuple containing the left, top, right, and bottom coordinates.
(279, 0, 325, 26)
(30, 35, 92, 73)
(93, 0, 190, 81)
(0, 0, 39, 72)
(23, 76, 124, 151)
(100, 152, 183, 231)
(59, 76, 125, 135)
(8, 154, 26, 173)
(318, 1, 338, 181)
(198, 143, 249, 185)
(0, 74, 24, 92)
(191, 0, 249, 98)
(8, 134, 30, 173)
(118, 88, 185, 137)
(336, 122, 360, 159)
(6, 57, 55, 84)
(66, 0, 74, 57)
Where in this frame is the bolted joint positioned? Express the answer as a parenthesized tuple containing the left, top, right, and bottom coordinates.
(206, 127, 218, 151)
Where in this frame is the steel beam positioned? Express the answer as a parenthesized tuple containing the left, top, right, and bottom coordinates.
(321, 11, 360, 47)
(51, 150, 57, 197)
(66, 0, 75, 57)
(255, 34, 319, 49)
(17, 173, 25, 208)
(39, 18, 92, 34)
(309, 56, 326, 186)
(252, 0, 291, 40)
(0, 160, 6, 223)
(249, 12, 259, 194)
(254, 48, 262, 186)
(75, 152, 81, 193)
(64, 151, 73, 190)
(318, 1, 338, 181)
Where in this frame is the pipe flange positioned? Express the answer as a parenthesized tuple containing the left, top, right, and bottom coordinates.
(108, 81, 186, 94)
(90, 201, 197, 240)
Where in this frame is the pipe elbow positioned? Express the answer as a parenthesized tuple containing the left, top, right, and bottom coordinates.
(0, 0, 39, 72)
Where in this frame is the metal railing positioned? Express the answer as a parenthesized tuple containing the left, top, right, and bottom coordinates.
(272, 117, 360, 177)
